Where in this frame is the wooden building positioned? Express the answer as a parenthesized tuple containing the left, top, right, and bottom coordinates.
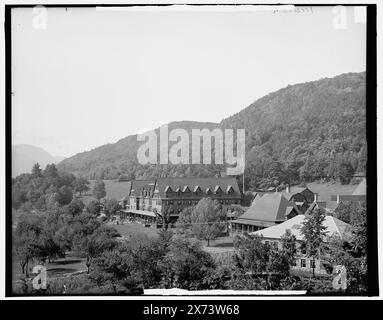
(231, 193, 302, 234)
(250, 214, 352, 275)
(122, 177, 242, 225)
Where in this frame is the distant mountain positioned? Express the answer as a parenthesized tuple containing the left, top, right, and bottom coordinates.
(58, 72, 366, 189)
(12, 144, 66, 177)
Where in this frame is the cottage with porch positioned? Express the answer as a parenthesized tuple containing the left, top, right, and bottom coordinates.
(250, 214, 352, 275)
(231, 193, 301, 234)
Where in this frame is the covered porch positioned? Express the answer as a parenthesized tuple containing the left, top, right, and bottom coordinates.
(231, 219, 276, 235)
(120, 209, 157, 225)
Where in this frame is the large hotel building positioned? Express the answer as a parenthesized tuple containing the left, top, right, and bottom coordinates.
(120, 177, 242, 225)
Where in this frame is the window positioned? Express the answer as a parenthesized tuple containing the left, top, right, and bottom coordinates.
(301, 259, 306, 268)
(310, 260, 316, 269)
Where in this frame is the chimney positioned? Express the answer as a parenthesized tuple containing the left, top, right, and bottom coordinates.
(286, 184, 290, 193)
(314, 193, 318, 202)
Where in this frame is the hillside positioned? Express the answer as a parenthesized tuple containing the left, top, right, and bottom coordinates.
(58, 121, 221, 180)
(58, 72, 366, 190)
(12, 144, 65, 177)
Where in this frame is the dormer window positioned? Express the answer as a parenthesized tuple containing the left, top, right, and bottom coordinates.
(226, 185, 234, 194)
(214, 185, 222, 194)
(182, 186, 191, 193)
(206, 187, 212, 195)
(194, 185, 202, 194)
(164, 186, 172, 194)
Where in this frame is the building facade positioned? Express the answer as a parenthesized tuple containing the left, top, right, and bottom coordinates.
(122, 177, 242, 225)
(250, 214, 352, 275)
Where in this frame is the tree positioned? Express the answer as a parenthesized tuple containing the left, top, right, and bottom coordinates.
(93, 179, 106, 200)
(281, 229, 297, 266)
(73, 226, 118, 273)
(300, 209, 328, 277)
(86, 199, 102, 216)
(67, 199, 85, 217)
(13, 214, 46, 275)
(103, 198, 121, 219)
(184, 198, 226, 246)
(56, 186, 73, 205)
(334, 202, 365, 225)
(31, 163, 42, 178)
(175, 207, 193, 235)
(233, 234, 269, 275)
(350, 204, 367, 257)
(90, 247, 141, 293)
(73, 177, 90, 195)
(158, 237, 215, 290)
(43, 164, 59, 179)
(233, 234, 292, 289)
(336, 160, 355, 184)
(123, 234, 167, 288)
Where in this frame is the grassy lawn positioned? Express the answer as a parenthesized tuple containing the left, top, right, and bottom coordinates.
(12, 252, 87, 292)
(109, 222, 159, 239)
(46, 256, 87, 277)
(202, 236, 235, 254)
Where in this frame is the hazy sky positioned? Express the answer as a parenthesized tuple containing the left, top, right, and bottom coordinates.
(12, 6, 366, 157)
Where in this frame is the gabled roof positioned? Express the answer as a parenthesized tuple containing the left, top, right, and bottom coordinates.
(155, 177, 241, 198)
(237, 193, 300, 223)
(306, 201, 339, 214)
(182, 185, 191, 192)
(214, 185, 222, 193)
(130, 180, 156, 197)
(281, 186, 314, 202)
(352, 178, 366, 196)
(251, 214, 352, 242)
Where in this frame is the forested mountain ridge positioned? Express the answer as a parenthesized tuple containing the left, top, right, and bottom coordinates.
(221, 72, 366, 188)
(58, 121, 220, 180)
(58, 72, 366, 190)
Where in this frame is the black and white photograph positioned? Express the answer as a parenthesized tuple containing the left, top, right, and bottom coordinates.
(3, 1, 380, 302)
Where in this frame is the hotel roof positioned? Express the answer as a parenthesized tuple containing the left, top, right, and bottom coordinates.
(155, 177, 241, 198)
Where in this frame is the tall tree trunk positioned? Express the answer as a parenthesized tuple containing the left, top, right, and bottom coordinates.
(25, 259, 29, 277)
(86, 257, 91, 274)
(207, 239, 210, 247)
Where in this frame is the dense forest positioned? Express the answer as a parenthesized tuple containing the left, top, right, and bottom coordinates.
(58, 72, 366, 190)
